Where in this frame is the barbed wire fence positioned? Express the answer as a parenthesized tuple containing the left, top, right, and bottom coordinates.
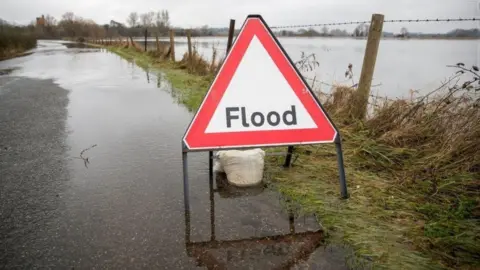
(117, 15, 478, 104)
(263, 16, 479, 104)
(269, 17, 478, 29)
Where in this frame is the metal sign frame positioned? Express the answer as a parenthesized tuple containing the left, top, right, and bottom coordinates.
(181, 14, 348, 217)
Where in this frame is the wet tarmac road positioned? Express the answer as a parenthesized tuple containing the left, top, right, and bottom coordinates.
(0, 41, 348, 269)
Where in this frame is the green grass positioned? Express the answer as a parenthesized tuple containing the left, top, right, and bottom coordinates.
(95, 43, 479, 270)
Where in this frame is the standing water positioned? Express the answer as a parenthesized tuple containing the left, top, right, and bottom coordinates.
(139, 36, 477, 98)
(0, 41, 349, 269)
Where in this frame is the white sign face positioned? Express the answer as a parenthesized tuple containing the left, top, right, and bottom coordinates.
(183, 15, 338, 151)
(204, 36, 317, 133)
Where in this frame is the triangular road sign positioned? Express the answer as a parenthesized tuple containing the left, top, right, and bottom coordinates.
(183, 15, 338, 151)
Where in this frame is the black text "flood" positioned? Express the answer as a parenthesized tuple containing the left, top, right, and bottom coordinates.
(225, 106, 297, 128)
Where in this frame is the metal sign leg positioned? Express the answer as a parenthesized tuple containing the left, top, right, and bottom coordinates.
(184, 197, 191, 246)
(182, 151, 191, 215)
(182, 151, 191, 246)
(289, 212, 295, 234)
(209, 151, 213, 179)
(283, 146, 294, 167)
(209, 170, 215, 241)
(335, 138, 348, 199)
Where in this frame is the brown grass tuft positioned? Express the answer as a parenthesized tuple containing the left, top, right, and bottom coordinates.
(178, 45, 219, 76)
(322, 86, 356, 123)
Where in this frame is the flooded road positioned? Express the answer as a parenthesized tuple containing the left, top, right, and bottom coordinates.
(0, 41, 348, 269)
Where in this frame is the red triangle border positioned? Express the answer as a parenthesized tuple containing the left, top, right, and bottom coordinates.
(183, 16, 337, 151)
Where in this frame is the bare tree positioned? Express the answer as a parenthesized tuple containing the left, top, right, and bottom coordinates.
(200, 25, 211, 36)
(162, 10, 170, 28)
(126, 12, 139, 27)
(41, 14, 57, 37)
(140, 11, 155, 27)
(44, 15, 56, 26)
(354, 23, 369, 37)
(329, 28, 350, 37)
(140, 13, 147, 27)
(400, 27, 409, 37)
(147, 11, 155, 26)
(155, 9, 170, 34)
(59, 12, 76, 37)
(321, 26, 329, 36)
(155, 12, 162, 28)
(62, 12, 75, 22)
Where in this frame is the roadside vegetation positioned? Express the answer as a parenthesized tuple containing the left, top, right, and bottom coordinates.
(269, 62, 479, 269)
(92, 37, 479, 270)
(0, 20, 37, 60)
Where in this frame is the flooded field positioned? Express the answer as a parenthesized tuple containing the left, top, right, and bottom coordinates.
(135, 36, 478, 98)
(0, 40, 349, 269)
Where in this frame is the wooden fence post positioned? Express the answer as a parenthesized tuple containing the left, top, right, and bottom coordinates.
(187, 29, 193, 70)
(169, 29, 175, 62)
(354, 13, 384, 119)
(144, 29, 148, 52)
(155, 33, 160, 52)
(129, 36, 134, 48)
(215, 19, 235, 75)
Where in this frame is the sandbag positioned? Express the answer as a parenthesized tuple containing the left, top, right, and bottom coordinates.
(215, 149, 265, 187)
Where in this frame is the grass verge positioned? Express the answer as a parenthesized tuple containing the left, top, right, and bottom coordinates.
(0, 30, 37, 61)
(93, 43, 479, 270)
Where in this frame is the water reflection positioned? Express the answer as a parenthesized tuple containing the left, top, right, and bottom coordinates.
(214, 172, 265, 198)
(184, 171, 325, 269)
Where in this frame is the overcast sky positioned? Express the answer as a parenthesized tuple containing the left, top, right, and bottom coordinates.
(1, 0, 478, 33)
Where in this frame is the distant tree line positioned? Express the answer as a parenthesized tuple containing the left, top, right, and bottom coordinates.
(29, 11, 228, 39)
(125, 10, 170, 37)
(32, 13, 107, 40)
(28, 11, 171, 40)
(5, 13, 480, 42)
(275, 24, 367, 37)
(274, 24, 479, 39)
(405, 28, 480, 38)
